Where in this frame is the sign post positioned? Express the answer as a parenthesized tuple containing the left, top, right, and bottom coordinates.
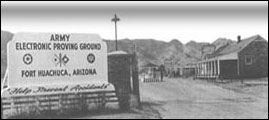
(111, 14, 120, 51)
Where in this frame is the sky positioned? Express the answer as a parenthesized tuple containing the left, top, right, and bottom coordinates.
(1, 1, 268, 44)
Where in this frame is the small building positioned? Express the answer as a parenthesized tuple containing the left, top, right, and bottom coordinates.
(140, 63, 162, 82)
(163, 59, 181, 77)
(195, 35, 268, 79)
(182, 63, 196, 78)
(163, 59, 173, 76)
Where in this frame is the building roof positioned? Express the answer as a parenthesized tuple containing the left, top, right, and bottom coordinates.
(207, 35, 267, 59)
(142, 62, 159, 68)
(183, 62, 197, 68)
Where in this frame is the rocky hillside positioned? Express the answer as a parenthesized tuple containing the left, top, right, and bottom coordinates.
(105, 38, 205, 67)
(213, 38, 236, 50)
(1, 30, 237, 79)
(105, 38, 235, 67)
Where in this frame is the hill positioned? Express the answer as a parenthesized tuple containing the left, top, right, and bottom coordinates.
(105, 38, 204, 67)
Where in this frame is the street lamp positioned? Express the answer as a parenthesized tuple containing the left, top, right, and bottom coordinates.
(111, 14, 120, 51)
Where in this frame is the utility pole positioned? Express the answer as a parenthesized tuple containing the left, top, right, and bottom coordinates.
(111, 14, 120, 51)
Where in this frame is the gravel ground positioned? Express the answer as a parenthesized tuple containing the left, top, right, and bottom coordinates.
(139, 77, 268, 119)
(74, 77, 268, 119)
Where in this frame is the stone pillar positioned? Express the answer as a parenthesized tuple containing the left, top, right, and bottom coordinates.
(108, 52, 140, 110)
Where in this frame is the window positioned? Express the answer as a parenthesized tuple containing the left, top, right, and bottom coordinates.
(245, 55, 253, 65)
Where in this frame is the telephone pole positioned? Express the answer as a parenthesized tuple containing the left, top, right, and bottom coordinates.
(111, 14, 120, 51)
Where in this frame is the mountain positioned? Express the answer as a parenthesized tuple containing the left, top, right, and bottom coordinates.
(185, 40, 209, 50)
(105, 38, 206, 68)
(212, 38, 236, 50)
(105, 39, 171, 67)
(184, 41, 208, 59)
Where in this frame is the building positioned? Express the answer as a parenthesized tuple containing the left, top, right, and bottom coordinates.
(163, 59, 181, 77)
(140, 62, 162, 82)
(182, 63, 196, 78)
(195, 35, 268, 79)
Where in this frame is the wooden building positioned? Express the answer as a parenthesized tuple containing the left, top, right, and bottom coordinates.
(195, 35, 268, 79)
(182, 63, 196, 78)
(140, 63, 162, 82)
(163, 59, 181, 77)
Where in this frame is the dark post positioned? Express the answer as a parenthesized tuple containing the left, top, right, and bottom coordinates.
(160, 65, 165, 82)
(111, 14, 120, 51)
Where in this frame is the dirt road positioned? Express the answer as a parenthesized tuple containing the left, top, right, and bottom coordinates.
(4, 78, 267, 119)
(140, 78, 268, 119)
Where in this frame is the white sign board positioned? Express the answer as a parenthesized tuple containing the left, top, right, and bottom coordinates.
(7, 33, 108, 87)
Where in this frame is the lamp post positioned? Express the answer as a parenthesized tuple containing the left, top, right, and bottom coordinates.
(111, 14, 120, 51)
